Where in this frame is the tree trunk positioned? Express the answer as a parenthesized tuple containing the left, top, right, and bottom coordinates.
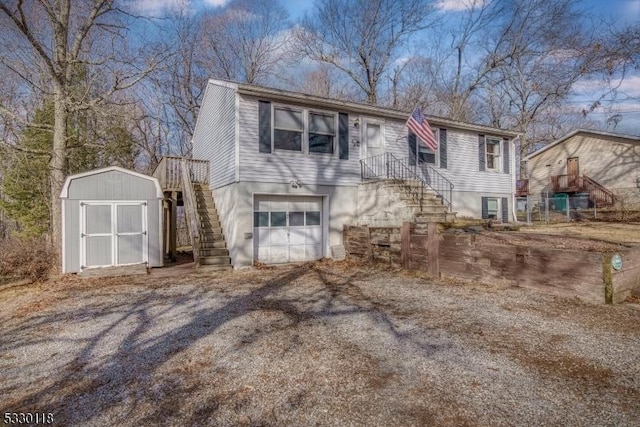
(50, 82, 67, 269)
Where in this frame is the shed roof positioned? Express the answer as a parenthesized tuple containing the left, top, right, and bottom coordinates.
(523, 129, 640, 161)
(60, 166, 163, 199)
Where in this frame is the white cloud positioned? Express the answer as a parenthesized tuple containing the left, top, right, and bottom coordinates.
(435, 0, 489, 12)
(131, 0, 190, 15)
(130, 0, 229, 16)
(203, 0, 230, 6)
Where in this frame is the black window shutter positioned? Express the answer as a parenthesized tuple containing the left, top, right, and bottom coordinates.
(408, 131, 417, 163)
(503, 138, 510, 174)
(339, 113, 349, 160)
(481, 197, 489, 219)
(439, 128, 447, 169)
(258, 101, 271, 153)
(478, 135, 485, 171)
(501, 197, 509, 222)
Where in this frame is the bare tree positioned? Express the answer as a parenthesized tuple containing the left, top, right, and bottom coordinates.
(0, 0, 160, 257)
(297, 0, 433, 104)
(200, 0, 292, 85)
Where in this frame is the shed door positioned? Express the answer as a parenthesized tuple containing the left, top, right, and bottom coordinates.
(81, 202, 147, 269)
(254, 196, 323, 264)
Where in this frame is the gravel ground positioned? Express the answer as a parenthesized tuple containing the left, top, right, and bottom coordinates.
(1, 260, 639, 426)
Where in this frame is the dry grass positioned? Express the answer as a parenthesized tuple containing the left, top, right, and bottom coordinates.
(518, 221, 640, 245)
(0, 237, 54, 283)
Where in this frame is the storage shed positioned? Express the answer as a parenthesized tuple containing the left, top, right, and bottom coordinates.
(60, 166, 163, 273)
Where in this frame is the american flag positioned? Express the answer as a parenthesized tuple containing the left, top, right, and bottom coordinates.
(407, 107, 438, 151)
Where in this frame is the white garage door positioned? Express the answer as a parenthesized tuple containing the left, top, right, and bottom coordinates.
(254, 195, 323, 264)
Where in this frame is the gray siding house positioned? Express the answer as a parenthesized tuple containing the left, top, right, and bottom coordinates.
(192, 79, 517, 267)
(60, 166, 163, 273)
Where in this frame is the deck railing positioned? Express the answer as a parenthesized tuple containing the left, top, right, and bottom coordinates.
(516, 179, 529, 196)
(153, 156, 209, 190)
(180, 159, 201, 266)
(583, 174, 616, 207)
(360, 152, 454, 211)
(550, 174, 616, 207)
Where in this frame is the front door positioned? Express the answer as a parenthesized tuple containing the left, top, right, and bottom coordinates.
(362, 119, 384, 159)
(567, 157, 579, 188)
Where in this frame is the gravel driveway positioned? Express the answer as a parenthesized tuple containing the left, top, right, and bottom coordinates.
(1, 260, 639, 426)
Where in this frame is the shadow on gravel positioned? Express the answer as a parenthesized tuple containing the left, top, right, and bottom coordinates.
(1, 262, 442, 425)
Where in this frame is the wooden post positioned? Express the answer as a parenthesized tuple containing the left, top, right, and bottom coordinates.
(427, 222, 440, 277)
(162, 200, 169, 257)
(603, 254, 613, 304)
(401, 222, 411, 269)
(170, 191, 178, 262)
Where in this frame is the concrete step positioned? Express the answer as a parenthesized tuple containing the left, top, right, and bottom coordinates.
(416, 204, 449, 214)
(196, 264, 233, 272)
(415, 211, 457, 223)
(200, 248, 229, 257)
(199, 255, 231, 266)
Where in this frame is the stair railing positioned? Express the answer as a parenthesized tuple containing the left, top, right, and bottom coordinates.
(360, 152, 454, 211)
(583, 174, 616, 207)
(180, 159, 201, 267)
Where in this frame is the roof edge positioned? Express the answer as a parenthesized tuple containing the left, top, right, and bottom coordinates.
(206, 78, 518, 138)
(60, 166, 163, 199)
(524, 128, 640, 160)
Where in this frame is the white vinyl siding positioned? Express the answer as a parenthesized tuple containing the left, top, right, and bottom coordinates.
(192, 82, 237, 189)
(238, 94, 361, 186)
(424, 130, 512, 193)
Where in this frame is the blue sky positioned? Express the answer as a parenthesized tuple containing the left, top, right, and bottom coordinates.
(132, 0, 640, 134)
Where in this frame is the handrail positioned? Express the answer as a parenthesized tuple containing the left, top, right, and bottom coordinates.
(550, 174, 616, 207)
(180, 159, 201, 266)
(360, 152, 454, 211)
(583, 174, 616, 207)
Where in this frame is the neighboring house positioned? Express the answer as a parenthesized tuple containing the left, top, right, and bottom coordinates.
(191, 79, 517, 267)
(521, 129, 640, 208)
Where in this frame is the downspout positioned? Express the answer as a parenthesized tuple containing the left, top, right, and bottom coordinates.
(511, 134, 523, 223)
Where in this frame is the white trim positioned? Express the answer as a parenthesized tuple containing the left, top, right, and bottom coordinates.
(361, 117, 385, 159)
(79, 200, 149, 270)
(61, 200, 66, 273)
(157, 201, 164, 267)
(251, 192, 329, 264)
(60, 166, 163, 199)
(235, 91, 241, 183)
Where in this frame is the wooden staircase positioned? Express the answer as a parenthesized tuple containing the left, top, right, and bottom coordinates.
(192, 183, 231, 270)
(153, 157, 231, 270)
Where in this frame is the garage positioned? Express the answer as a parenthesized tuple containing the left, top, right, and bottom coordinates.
(60, 166, 163, 273)
(253, 195, 324, 264)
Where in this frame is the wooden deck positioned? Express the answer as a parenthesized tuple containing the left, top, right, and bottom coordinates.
(152, 156, 209, 191)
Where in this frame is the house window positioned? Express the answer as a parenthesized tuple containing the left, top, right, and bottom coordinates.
(309, 112, 335, 154)
(416, 128, 439, 166)
(274, 108, 303, 151)
(486, 136, 501, 171)
(486, 198, 499, 219)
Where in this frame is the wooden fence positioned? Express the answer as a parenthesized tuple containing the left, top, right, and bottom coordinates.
(344, 223, 640, 304)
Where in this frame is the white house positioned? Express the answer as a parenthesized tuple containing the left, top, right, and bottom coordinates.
(191, 79, 517, 267)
